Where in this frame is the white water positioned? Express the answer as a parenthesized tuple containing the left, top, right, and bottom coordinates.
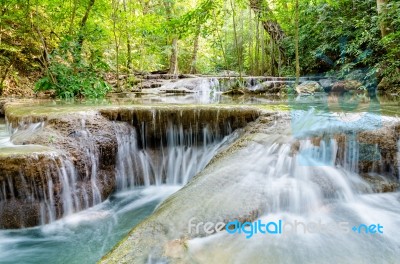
(1, 107, 399, 263)
(0, 117, 239, 263)
(0, 119, 11, 147)
(175, 111, 400, 264)
(0, 186, 180, 264)
(115, 122, 238, 188)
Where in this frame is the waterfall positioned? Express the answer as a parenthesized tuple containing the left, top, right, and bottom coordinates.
(397, 139, 400, 180)
(114, 121, 237, 189)
(0, 121, 98, 227)
(0, 152, 82, 226)
(182, 131, 399, 263)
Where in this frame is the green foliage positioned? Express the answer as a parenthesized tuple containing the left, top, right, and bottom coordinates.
(283, 1, 382, 75)
(35, 39, 111, 99)
(1, 0, 400, 96)
(378, 1, 400, 90)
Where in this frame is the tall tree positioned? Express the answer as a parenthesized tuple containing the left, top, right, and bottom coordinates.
(164, 0, 179, 75)
(249, 0, 285, 75)
(77, 0, 96, 52)
(376, 0, 391, 38)
(295, 0, 300, 84)
(190, 27, 200, 74)
(230, 0, 243, 77)
(111, 0, 121, 91)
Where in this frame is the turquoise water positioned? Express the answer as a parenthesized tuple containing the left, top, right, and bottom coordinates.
(0, 186, 180, 264)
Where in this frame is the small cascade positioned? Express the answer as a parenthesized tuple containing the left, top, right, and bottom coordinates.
(78, 119, 102, 206)
(397, 139, 400, 180)
(0, 121, 103, 227)
(270, 138, 370, 212)
(297, 138, 338, 166)
(114, 121, 237, 189)
(342, 133, 360, 173)
(177, 122, 399, 264)
(114, 123, 139, 189)
(1, 107, 255, 228)
(0, 119, 11, 147)
(40, 156, 80, 222)
(0, 152, 82, 227)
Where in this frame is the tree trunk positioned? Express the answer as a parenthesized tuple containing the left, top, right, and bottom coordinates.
(190, 31, 200, 74)
(164, 0, 179, 75)
(376, 0, 390, 38)
(213, 10, 229, 72)
(112, 0, 120, 91)
(249, 7, 254, 75)
(76, 0, 96, 53)
(123, 0, 132, 72)
(295, 0, 300, 84)
(68, 0, 78, 35)
(230, 0, 242, 78)
(255, 17, 260, 75)
(261, 24, 266, 75)
(169, 38, 178, 75)
(249, 0, 285, 68)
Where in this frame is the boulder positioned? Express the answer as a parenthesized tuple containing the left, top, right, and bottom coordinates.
(319, 79, 334, 90)
(247, 81, 292, 94)
(331, 80, 364, 93)
(0, 98, 11, 117)
(295, 81, 324, 94)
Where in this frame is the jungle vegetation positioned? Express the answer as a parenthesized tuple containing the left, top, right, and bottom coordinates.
(0, 0, 399, 98)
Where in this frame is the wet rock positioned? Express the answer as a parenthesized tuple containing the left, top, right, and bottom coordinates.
(331, 80, 364, 93)
(164, 239, 187, 259)
(295, 81, 324, 94)
(319, 79, 334, 90)
(361, 173, 399, 193)
(100, 105, 260, 147)
(0, 99, 6, 116)
(222, 89, 246, 95)
(356, 123, 400, 178)
(0, 199, 41, 229)
(0, 148, 65, 228)
(218, 70, 242, 77)
(0, 113, 120, 228)
(247, 81, 292, 94)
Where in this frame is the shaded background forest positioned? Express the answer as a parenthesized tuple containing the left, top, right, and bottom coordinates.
(0, 0, 399, 98)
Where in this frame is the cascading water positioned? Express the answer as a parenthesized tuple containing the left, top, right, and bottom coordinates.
(0, 119, 11, 147)
(115, 121, 237, 188)
(0, 121, 87, 226)
(1, 99, 399, 264)
(174, 111, 400, 264)
(185, 136, 400, 263)
(0, 113, 240, 263)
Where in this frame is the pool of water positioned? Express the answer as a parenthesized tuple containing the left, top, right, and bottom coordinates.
(0, 186, 180, 264)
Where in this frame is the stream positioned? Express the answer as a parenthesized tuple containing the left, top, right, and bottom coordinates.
(0, 91, 399, 263)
